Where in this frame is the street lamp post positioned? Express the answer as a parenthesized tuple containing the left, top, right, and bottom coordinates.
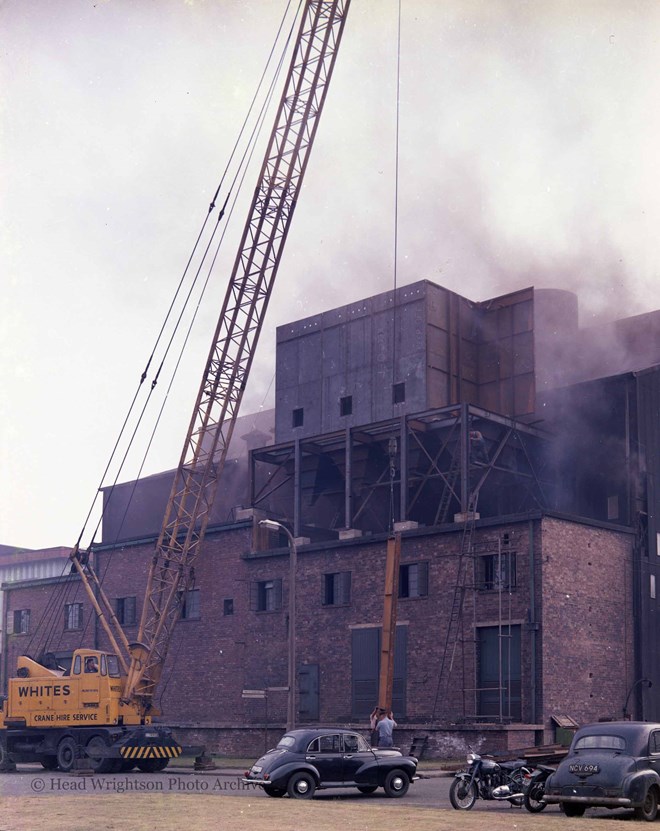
(259, 519, 297, 730)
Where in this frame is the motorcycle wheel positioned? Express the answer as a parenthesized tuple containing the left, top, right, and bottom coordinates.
(524, 782, 548, 813)
(450, 777, 478, 810)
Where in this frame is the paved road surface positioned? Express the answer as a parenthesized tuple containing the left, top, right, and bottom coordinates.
(0, 764, 544, 814)
(0, 765, 638, 821)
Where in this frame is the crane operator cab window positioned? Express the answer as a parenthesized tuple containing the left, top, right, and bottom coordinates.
(85, 656, 99, 673)
(106, 654, 121, 678)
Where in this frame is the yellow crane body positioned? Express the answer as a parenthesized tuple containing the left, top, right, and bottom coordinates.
(0, 650, 181, 772)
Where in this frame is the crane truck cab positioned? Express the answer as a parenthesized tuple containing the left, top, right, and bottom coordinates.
(0, 649, 181, 772)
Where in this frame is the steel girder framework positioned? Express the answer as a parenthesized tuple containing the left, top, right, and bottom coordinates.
(122, 0, 352, 709)
(250, 403, 555, 538)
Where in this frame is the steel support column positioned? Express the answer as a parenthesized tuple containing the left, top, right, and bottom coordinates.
(294, 438, 302, 537)
(399, 416, 408, 522)
(345, 427, 353, 528)
(460, 403, 470, 512)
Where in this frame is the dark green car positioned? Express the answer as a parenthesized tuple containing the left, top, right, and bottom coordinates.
(544, 721, 660, 821)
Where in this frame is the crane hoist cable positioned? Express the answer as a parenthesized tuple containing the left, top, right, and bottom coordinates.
(387, 0, 403, 532)
(27, 560, 82, 660)
(25, 2, 303, 662)
(121, 0, 353, 710)
(71, 0, 302, 556)
(94, 13, 296, 561)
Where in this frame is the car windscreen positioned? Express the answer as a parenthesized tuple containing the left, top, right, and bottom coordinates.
(574, 735, 626, 751)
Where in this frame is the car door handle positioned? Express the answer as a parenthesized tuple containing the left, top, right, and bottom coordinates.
(306, 755, 317, 760)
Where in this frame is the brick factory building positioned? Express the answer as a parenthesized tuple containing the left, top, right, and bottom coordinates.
(3, 280, 659, 758)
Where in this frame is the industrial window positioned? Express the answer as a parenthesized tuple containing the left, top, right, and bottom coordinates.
(64, 603, 83, 631)
(392, 382, 406, 404)
(115, 596, 137, 626)
(292, 407, 304, 428)
(251, 578, 282, 612)
(340, 395, 353, 417)
(479, 552, 517, 591)
(399, 562, 428, 598)
(180, 588, 200, 620)
(323, 571, 351, 606)
(651, 575, 656, 600)
(8, 609, 30, 635)
(477, 625, 521, 721)
(223, 598, 234, 616)
(351, 626, 407, 719)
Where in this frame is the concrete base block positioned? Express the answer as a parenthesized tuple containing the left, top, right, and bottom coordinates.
(338, 528, 363, 540)
(393, 521, 419, 532)
(453, 512, 480, 523)
(235, 507, 267, 522)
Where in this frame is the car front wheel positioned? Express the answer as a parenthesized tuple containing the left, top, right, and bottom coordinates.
(262, 785, 286, 798)
(562, 803, 586, 817)
(383, 768, 409, 798)
(634, 787, 659, 822)
(357, 785, 378, 794)
(287, 771, 316, 799)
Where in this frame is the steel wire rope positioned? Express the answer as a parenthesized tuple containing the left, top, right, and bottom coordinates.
(72, 0, 302, 555)
(19, 1, 302, 666)
(90, 7, 301, 620)
(23, 558, 73, 658)
(97, 58, 286, 576)
(388, 0, 403, 532)
(27, 554, 92, 660)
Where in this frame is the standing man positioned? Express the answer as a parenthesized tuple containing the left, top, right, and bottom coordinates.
(375, 710, 397, 748)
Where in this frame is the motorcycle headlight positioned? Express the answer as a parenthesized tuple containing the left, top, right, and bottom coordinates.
(467, 752, 478, 763)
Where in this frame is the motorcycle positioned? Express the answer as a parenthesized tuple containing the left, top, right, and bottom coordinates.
(522, 764, 556, 813)
(449, 750, 530, 810)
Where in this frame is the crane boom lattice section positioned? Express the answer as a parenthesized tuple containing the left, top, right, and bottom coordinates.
(124, 0, 351, 708)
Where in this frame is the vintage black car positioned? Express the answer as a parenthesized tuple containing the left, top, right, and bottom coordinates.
(243, 728, 418, 799)
(544, 721, 660, 820)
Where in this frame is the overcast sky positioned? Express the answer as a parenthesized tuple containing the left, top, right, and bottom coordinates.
(2, 0, 659, 551)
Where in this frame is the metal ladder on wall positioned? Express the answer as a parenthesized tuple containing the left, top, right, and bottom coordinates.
(432, 494, 479, 720)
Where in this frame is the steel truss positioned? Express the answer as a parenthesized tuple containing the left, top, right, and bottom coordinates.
(250, 403, 555, 538)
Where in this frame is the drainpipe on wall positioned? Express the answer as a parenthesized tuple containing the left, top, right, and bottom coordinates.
(528, 519, 537, 726)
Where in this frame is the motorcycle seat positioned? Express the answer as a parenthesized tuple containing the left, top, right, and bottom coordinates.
(499, 759, 526, 770)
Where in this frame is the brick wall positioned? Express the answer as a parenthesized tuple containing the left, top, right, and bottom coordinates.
(1, 514, 636, 758)
(539, 516, 634, 737)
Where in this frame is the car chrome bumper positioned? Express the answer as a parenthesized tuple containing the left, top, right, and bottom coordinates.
(544, 795, 632, 807)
